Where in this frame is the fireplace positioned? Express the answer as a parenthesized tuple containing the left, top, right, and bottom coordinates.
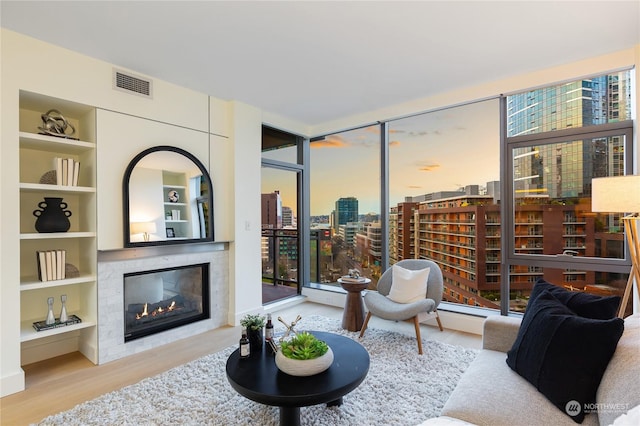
(123, 263, 210, 342)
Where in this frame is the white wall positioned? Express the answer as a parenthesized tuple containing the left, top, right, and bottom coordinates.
(209, 134, 233, 243)
(0, 36, 23, 397)
(0, 30, 209, 132)
(96, 110, 211, 250)
(227, 102, 264, 324)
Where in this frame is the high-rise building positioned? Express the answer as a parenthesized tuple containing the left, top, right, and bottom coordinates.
(338, 222, 363, 248)
(508, 76, 629, 200)
(281, 206, 296, 228)
(261, 192, 299, 284)
(333, 197, 358, 234)
(390, 201, 419, 263)
(261, 191, 282, 229)
(389, 184, 624, 312)
(507, 75, 632, 137)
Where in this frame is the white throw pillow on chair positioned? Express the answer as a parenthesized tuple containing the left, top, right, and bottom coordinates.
(387, 264, 430, 303)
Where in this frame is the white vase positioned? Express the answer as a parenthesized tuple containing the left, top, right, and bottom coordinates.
(275, 346, 334, 376)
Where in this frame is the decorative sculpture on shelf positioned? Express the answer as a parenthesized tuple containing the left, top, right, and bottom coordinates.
(59, 294, 68, 323)
(33, 197, 72, 233)
(45, 297, 55, 325)
(38, 109, 77, 139)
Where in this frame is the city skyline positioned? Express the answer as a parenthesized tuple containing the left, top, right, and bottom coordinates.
(264, 98, 500, 217)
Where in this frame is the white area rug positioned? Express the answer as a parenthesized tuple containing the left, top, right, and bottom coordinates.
(37, 316, 478, 426)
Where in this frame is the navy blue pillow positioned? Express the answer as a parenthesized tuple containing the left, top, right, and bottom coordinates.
(529, 278, 620, 320)
(507, 290, 624, 423)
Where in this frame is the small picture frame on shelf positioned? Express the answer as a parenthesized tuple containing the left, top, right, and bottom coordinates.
(166, 228, 175, 238)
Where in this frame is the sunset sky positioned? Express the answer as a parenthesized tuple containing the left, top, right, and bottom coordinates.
(263, 98, 501, 218)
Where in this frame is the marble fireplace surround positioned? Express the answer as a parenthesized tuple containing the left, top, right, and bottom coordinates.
(97, 243, 229, 364)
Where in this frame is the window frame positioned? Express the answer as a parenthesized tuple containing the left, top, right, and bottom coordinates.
(261, 126, 308, 300)
(503, 119, 634, 275)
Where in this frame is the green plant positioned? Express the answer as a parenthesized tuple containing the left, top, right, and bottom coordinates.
(280, 332, 329, 360)
(240, 314, 265, 331)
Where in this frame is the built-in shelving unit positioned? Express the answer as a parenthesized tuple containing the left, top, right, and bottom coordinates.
(18, 91, 98, 365)
(162, 172, 191, 239)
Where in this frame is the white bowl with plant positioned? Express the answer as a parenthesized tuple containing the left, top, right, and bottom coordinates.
(275, 332, 334, 376)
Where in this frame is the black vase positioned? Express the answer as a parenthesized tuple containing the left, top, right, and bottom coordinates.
(33, 197, 72, 233)
(248, 328, 263, 351)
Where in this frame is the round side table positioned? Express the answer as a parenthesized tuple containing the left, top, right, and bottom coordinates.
(338, 277, 371, 332)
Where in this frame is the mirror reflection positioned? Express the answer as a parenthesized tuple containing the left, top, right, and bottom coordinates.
(123, 146, 213, 247)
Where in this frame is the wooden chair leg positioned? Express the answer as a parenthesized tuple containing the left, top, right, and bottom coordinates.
(359, 311, 372, 338)
(435, 310, 444, 332)
(413, 315, 423, 355)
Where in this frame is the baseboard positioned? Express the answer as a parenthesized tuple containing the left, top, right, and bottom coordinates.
(0, 369, 25, 397)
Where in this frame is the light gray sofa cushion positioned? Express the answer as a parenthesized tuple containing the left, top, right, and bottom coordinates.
(481, 315, 521, 352)
(440, 348, 598, 426)
(596, 314, 640, 426)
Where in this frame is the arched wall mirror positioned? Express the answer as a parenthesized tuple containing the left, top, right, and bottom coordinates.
(123, 146, 214, 247)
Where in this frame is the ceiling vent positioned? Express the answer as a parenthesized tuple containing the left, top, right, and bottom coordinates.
(113, 69, 153, 98)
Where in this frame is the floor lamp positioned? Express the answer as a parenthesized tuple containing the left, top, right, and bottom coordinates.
(592, 175, 640, 318)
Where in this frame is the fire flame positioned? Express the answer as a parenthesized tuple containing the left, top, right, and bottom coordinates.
(135, 301, 178, 320)
(136, 303, 149, 320)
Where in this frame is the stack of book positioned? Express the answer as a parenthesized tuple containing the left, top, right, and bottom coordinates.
(53, 157, 80, 186)
(36, 250, 67, 281)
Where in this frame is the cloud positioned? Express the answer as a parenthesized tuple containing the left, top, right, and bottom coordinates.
(389, 140, 401, 147)
(418, 162, 440, 172)
(407, 185, 422, 189)
(311, 135, 348, 148)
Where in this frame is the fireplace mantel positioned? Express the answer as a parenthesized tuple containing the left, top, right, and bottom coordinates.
(98, 241, 228, 262)
(97, 243, 228, 363)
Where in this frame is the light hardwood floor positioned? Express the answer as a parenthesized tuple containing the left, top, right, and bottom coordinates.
(0, 302, 481, 425)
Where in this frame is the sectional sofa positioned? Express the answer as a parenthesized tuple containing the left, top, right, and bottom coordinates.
(423, 281, 640, 426)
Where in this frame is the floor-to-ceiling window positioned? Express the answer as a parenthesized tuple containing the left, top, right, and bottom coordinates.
(388, 99, 501, 309)
(309, 125, 381, 287)
(504, 71, 634, 314)
(261, 127, 304, 304)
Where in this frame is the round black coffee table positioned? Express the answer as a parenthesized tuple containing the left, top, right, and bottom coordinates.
(226, 331, 369, 426)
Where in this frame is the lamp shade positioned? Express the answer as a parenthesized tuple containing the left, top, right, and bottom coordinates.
(130, 221, 157, 235)
(591, 175, 640, 213)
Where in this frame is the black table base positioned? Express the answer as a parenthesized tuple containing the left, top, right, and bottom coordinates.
(280, 406, 300, 426)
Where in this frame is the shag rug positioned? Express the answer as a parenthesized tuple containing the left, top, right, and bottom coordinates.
(36, 316, 478, 426)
